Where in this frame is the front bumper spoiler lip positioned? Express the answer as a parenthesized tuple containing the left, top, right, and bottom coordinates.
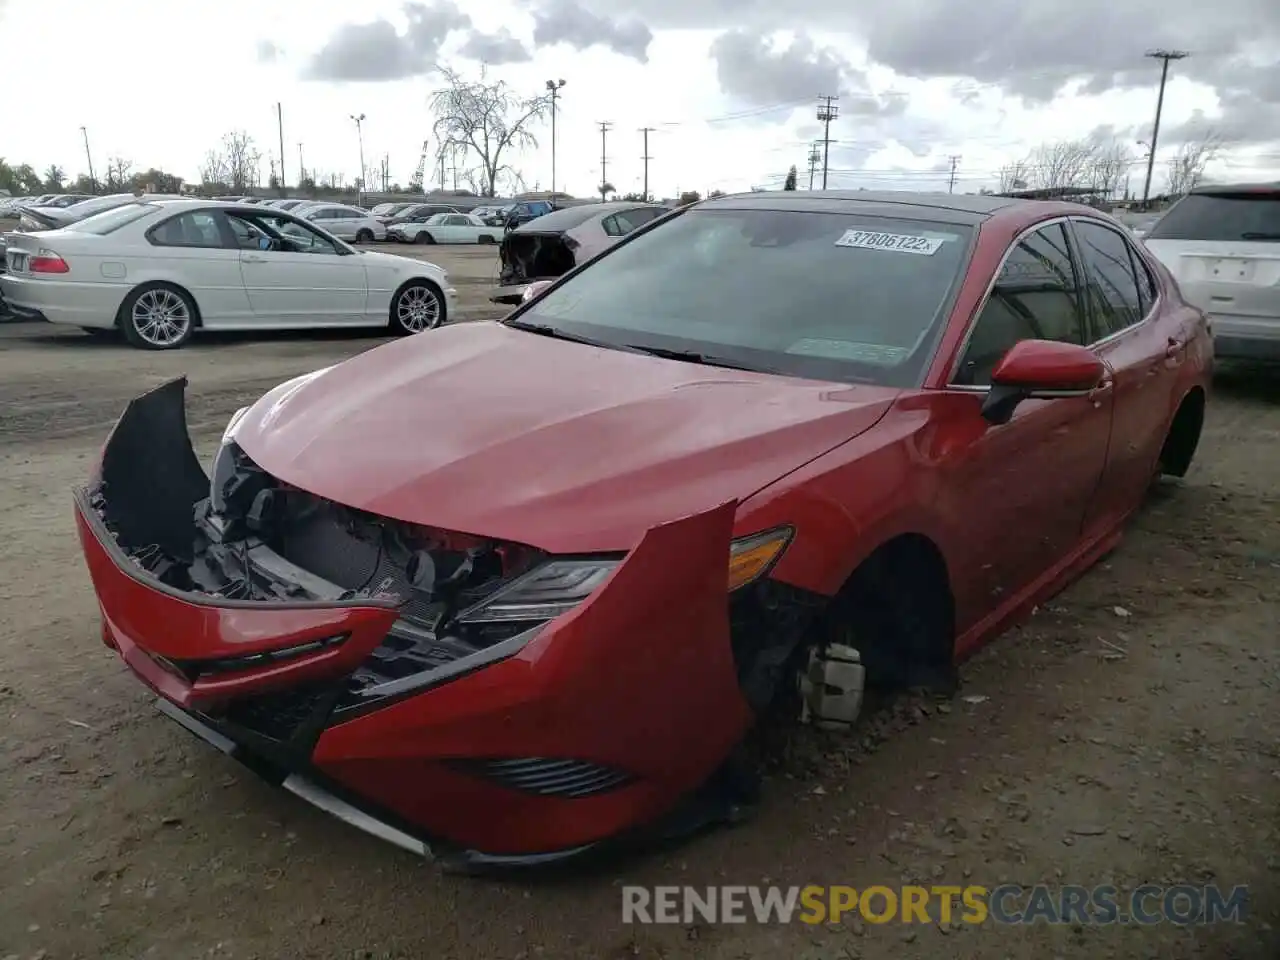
(153, 696, 597, 869)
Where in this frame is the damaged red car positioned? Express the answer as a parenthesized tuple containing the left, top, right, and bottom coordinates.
(75, 191, 1212, 870)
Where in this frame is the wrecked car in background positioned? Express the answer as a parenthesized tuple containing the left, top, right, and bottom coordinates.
(490, 202, 668, 304)
(77, 190, 1211, 869)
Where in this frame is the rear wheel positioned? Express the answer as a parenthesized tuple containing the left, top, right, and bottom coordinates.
(355, 228, 374, 243)
(415, 231, 435, 245)
(478, 234, 496, 245)
(390, 281, 444, 335)
(119, 283, 196, 350)
(1157, 389, 1206, 478)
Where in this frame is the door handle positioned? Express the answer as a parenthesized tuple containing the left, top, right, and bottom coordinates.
(241, 254, 266, 263)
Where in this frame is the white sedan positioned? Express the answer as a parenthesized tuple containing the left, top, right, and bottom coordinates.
(0, 198, 456, 350)
(389, 212, 501, 245)
(295, 203, 388, 243)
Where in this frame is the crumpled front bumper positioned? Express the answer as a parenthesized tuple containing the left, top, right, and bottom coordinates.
(75, 378, 755, 866)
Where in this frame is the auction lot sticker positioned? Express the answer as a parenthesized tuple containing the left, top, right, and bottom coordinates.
(835, 230, 945, 255)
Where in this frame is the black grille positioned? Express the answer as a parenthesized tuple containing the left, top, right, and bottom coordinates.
(218, 684, 337, 743)
(453, 757, 635, 798)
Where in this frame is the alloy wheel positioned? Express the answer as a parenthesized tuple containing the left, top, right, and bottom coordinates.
(131, 288, 191, 347)
(396, 284, 441, 333)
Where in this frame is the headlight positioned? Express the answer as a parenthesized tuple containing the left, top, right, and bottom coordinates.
(221, 405, 250, 443)
(457, 559, 620, 625)
(727, 526, 793, 591)
(454, 526, 794, 627)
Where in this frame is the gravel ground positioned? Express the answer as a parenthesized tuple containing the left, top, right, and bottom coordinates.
(0, 272, 1277, 959)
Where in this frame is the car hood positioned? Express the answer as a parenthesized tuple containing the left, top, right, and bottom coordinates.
(233, 322, 897, 553)
(356, 249, 439, 272)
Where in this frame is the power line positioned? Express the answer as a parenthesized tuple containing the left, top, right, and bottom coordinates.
(947, 154, 961, 193)
(639, 126, 655, 200)
(598, 121, 612, 199)
(816, 95, 839, 189)
(1141, 49, 1190, 209)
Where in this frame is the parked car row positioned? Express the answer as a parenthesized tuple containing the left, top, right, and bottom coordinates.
(75, 187, 1216, 868)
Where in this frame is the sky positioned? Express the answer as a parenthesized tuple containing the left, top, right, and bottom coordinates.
(2, 0, 1278, 198)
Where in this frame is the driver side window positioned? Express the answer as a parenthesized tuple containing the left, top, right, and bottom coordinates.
(954, 223, 1087, 387)
(225, 213, 342, 256)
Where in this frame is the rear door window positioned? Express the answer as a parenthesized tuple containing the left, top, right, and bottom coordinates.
(1146, 192, 1280, 242)
(1072, 220, 1144, 339)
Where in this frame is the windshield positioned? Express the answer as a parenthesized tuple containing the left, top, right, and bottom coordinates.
(1146, 191, 1280, 242)
(70, 203, 159, 235)
(514, 207, 974, 387)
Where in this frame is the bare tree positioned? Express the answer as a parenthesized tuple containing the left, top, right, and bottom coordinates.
(430, 66, 552, 197)
(997, 159, 1031, 193)
(1027, 140, 1097, 191)
(104, 156, 134, 191)
(1166, 132, 1223, 198)
(199, 131, 260, 191)
(1085, 138, 1133, 200)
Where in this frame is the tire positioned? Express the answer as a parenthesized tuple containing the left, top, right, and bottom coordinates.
(355, 229, 374, 244)
(119, 283, 196, 350)
(390, 280, 445, 335)
(415, 231, 435, 245)
(478, 234, 496, 245)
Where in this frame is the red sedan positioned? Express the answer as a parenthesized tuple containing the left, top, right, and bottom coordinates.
(75, 191, 1211, 869)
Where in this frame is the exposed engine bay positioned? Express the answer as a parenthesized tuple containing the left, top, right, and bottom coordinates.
(90, 382, 547, 699)
(497, 232, 577, 287)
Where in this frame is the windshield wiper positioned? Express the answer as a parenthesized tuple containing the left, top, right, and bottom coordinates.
(504, 319, 640, 352)
(1240, 232, 1280, 241)
(623, 344, 779, 374)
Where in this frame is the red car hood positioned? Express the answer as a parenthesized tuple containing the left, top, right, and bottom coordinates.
(233, 322, 897, 553)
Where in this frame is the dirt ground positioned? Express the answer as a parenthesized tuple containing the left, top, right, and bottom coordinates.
(0, 258, 1277, 959)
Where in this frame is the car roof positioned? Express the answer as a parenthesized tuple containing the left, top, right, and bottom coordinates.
(699, 189, 1024, 225)
(512, 201, 666, 233)
(1189, 181, 1280, 196)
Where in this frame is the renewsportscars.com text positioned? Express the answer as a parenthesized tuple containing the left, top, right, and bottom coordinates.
(622, 884, 1249, 926)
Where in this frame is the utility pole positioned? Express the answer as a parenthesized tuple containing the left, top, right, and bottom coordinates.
(79, 126, 96, 193)
(297, 143, 305, 186)
(816, 95, 839, 189)
(439, 147, 447, 192)
(545, 79, 566, 195)
(807, 142, 821, 189)
(276, 102, 286, 193)
(350, 113, 367, 205)
(947, 154, 961, 194)
(1141, 49, 1189, 209)
(598, 121, 612, 199)
(639, 126, 655, 200)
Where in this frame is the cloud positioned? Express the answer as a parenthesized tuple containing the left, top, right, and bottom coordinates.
(531, 0, 652, 63)
(459, 28, 532, 65)
(709, 31, 906, 118)
(256, 40, 282, 63)
(558, 0, 1280, 145)
(305, 1, 471, 82)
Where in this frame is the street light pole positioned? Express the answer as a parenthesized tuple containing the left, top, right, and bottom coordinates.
(350, 113, 367, 204)
(545, 79, 565, 195)
(79, 126, 97, 193)
(1141, 49, 1189, 209)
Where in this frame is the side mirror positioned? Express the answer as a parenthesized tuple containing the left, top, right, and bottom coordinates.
(980, 340, 1106, 426)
